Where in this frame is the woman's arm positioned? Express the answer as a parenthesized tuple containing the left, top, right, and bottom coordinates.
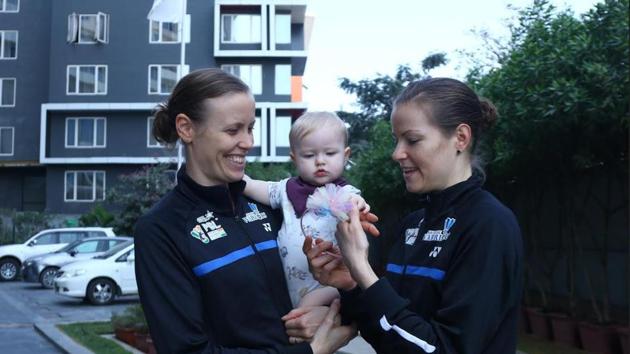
(330, 205, 523, 354)
(243, 175, 272, 206)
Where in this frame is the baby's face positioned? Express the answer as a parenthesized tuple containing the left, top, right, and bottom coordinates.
(291, 128, 349, 186)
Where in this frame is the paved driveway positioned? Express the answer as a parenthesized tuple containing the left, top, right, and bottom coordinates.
(0, 280, 139, 353)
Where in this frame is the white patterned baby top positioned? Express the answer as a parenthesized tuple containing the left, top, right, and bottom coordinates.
(269, 178, 360, 307)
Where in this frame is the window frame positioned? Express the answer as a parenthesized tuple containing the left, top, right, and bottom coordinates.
(149, 20, 180, 43)
(0, 126, 14, 156)
(220, 14, 262, 44)
(146, 116, 163, 148)
(148, 64, 180, 95)
(0, 30, 18, 60)
(66, 65, 108, 95)
(64, 117, 107, 149)
(221, 64, 262, 95)
(64, 170, 106, 202)
(75, 12, 109, 44)
(0, 77, 16, 107)
(0, 0, 19, 13)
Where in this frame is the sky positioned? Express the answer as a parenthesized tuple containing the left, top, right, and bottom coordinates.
(302, 0, 602, 112)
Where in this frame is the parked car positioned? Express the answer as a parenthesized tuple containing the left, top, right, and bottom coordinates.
(22, 236, 132, 288)
(54, 241, 136, 305)
(0, 227, 116, 281)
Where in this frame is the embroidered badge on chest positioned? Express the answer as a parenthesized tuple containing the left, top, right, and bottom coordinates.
(242, 202, 268, 223)
(422, 217, 456, 242)
(405, 218, 424, 246)
(190, 210, 228, 243)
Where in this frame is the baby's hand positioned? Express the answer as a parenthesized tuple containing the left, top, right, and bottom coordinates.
(350, 195, 370, 214)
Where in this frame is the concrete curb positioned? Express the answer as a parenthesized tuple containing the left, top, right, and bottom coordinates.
(34, 322, 93, 354)
(101, 334, 143, 354)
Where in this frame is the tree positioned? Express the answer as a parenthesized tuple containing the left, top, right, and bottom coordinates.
(470, 0, 628, 321)
(107, 164, 175, 235)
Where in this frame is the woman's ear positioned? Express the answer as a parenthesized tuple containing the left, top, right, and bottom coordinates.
(176, 113, 195, 144)
(454, 123, 472, 153)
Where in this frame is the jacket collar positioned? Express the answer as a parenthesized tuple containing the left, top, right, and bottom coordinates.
(422, 172, 484, 222)
(175, 165, 246, 216)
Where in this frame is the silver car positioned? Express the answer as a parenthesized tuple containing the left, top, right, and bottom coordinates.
(22, 236, 131, 288)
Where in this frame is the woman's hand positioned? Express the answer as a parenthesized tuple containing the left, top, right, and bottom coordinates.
(282, 306, 331, 343)
(303, 236, 357, 291)
(336, 205, 379, 290)
(308, 299, 357, 354)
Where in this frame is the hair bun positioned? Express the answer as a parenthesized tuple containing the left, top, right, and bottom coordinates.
(152, 103, 178, 145)
(479, 99, 498, 130)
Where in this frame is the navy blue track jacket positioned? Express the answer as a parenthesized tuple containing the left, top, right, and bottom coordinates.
(341, 173, 523, 354)
(135, 169, 312, 354)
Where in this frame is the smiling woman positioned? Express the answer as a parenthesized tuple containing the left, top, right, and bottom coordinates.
(134, 68, 354, 354)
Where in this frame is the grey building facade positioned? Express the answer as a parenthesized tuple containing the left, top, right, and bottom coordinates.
(0, 0, 310, 214)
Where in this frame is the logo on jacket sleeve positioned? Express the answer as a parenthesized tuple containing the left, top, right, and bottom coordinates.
(422, 217, 456, 242)
(190, 210, 227, 243)
(242, 202, 268, 223)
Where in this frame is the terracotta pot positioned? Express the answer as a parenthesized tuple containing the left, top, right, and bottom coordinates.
(134, 332, 150, 353)
(548, 313, 581, 348)
(525, 307, 552, 340)
(578, 321, 621, 354)
(616, 327, 629, 354)
(518, 306, 531, 334)
(114, 327, 136, 346)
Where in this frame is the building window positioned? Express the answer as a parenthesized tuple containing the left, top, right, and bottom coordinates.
(148, 65, 179, 95)
(275, 65, 291, 95)
(221, 14, 261, 43)
(150, 20, 179, 43)
(0, 31, 17, 59)
(275, 116, 291, 148)
(147, 117, 163, 148)
(275, 14, 291, 44)
(252, 117, 261, 147)
(65, 117, 106, 148)
(67, 12, 109, 44)
(0, 0, 19, 12)
(0, 78, 15, 107)
(0, 126, 14, 156)
(64, 171, 105, 202)
(67, 65, 107, 95)
(221, 65, 262, 95)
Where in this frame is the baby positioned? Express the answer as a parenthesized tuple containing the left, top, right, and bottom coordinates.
(244, 111, 366, 309)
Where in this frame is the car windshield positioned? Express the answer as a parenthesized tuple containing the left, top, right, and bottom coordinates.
(55, 240, 84, 253)
(92, 240, 133, 259)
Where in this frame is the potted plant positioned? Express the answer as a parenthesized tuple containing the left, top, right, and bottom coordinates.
(126, 305, 151, 353)
(111, 310, 137, 346)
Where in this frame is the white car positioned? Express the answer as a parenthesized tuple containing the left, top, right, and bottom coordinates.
(22, 236, 132, 288)
(54, 241, 136, 305)
(0, 227, 116, 281)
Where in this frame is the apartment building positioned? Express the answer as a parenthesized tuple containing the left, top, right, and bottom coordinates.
(0, 0, 310, 214)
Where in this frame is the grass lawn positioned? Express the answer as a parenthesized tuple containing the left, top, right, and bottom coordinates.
(57, 321, 131, 354)
(517, 333, 590, 354)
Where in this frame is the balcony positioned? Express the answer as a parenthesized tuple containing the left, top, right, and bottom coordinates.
(213, 0, 309, 57)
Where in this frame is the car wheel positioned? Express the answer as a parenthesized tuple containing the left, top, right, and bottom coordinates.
(0, 258, 19, 281)
(87, 278, 116, 305)
(40, 267, 60, 289)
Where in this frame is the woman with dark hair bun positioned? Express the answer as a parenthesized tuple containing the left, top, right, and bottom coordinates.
(135, 68, 355, 354)
(304, 78, 524, 354)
